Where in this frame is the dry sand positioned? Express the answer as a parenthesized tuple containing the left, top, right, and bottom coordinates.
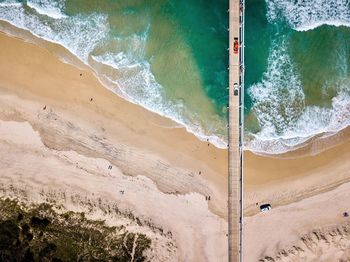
(244, 181, 350, 261)
(0, 28, 350, 261)
(244, 128, 350, 215)
(0, 31, 228, 261)
(243, 120, 350, 261)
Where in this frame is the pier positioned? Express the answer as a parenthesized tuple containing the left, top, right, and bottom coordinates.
(228, 0, 244, 261)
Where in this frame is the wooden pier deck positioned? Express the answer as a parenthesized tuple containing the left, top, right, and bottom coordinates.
(228, 0, 244, 261)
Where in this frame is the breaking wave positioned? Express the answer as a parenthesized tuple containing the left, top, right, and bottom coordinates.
(0, 0, 228, 149)
(0, 1, 108, 61)
(243, 0, 350, 154)
(266, 0, 350, 31)
(27, 0, 67, 19)
(246, 37, 350, 154)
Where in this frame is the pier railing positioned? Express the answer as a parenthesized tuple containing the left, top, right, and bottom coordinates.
(228, 0, 244, 261)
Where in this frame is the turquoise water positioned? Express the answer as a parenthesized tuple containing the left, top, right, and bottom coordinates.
(0, 0, 228, 147)
(245, 0, 350, 153)
(1, 0, 349, 153)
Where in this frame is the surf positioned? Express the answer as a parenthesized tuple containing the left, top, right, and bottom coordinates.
(0, 0, 229, 149)
(266, 0, 350, 31)
(245, 0, 350, 154)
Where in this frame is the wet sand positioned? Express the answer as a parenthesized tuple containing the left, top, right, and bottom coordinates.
(0, 28, 350, 261)
(0, 31, 228, 261)
(244, 122, 350, 260)
(244, 128, 350, 214)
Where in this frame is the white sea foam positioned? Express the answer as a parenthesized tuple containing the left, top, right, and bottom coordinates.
(90, 25, 228, 148)
(91, 51, 228, 149)
(266, 0, 350, 31)
(27, 0, 67, 19)
(246, 1, 350, 154)
(247, 37, 350, 154)
(249, 38, 305, 137)
(0, 1, 227, 148)
(0, 2, 108, 62)
(247, 89, 350, 154)
(0, 1, 21, 7)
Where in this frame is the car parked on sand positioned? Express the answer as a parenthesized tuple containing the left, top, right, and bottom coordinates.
(260, 204, 272, 212)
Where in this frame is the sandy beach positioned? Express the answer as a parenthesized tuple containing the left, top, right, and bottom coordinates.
(244, 126, 350, 260)
(244, 128, 350, 214)
(0, 31, 228, 261)
(1, 29, 350, 261)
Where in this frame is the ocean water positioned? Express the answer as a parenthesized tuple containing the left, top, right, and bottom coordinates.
(245, 0, 350, 154)
(0, 0, 229, 148)
(1, 0, 349, 154)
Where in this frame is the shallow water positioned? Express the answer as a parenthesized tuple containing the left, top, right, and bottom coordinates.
(0, 0, 229, 147)
(245, 0, 350, 153)
(1, 0, 349, 153)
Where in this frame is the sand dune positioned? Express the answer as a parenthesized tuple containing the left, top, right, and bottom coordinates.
(259, 223, 350, 262)
(245, 181, 350, 261)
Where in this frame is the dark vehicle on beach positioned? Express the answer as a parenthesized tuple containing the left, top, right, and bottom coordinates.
(234, 83, 239, 96)
(234, 37, 239, 54)
(260, 204, 272, 212)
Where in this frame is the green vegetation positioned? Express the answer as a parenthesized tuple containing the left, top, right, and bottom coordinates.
(0, 198, 151, 262)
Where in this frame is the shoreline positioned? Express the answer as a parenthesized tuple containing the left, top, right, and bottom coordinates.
(0, 31, 228, 261)
(0, 19, 228, 150)
(1, 23, 350, 261)
(4, 18, 348, 156)
(245, 124, 350, 159)
(0, 31, 229, 208)
(244, 129, 350, 215)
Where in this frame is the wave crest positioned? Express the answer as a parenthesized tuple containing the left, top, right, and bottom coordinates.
(266, 0, 350, 31)
(27, 0, 67, 19)
(0, 1, 228, 148)
(247, 36, 350, 154)
(247, 89, 350, 154)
